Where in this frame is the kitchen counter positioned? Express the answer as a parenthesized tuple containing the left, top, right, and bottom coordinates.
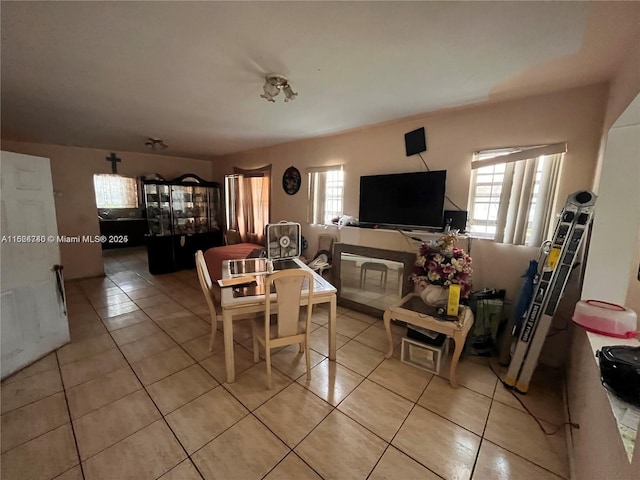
(99, 218, 147, 249)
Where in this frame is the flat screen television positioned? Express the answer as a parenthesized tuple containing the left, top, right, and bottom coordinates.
(358, 170, 446, 229)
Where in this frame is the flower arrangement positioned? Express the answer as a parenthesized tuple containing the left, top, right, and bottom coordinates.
(411, 234, 473, 298)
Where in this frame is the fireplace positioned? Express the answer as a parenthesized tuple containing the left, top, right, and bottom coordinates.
(332, 243, 417, 318)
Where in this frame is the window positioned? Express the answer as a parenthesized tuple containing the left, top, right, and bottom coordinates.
(93, 174, 139, 209)
(307, 166, 344, 225)
(467, 143, 566, 246)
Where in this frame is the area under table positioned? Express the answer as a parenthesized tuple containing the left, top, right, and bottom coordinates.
(383, 293, 474, 387)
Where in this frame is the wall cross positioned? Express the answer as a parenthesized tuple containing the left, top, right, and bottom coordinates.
(106, 152, 121, 174)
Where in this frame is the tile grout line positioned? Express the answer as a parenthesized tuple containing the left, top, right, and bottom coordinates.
(0, 393, 72, 455)
(0, 375, 62, 416)
(54, 350, 87, 480)
(68, 289, 395, 464)
(484, 363, 570, 478)
(467, 371, 498, 479)
(102, 273, 216, 480)
(259, 339, 398, 478)
(67, 277, 212, 477)
(365, 368, 443, 479)
(1, 370, 52, 387)
(70, 256, 567, 480)
(342, 344, 483, 464)
(260, 451, 324, 480)
(133, 265, 392, 473)
(213, 331, 351, 477)
(104, 268, 283, 478)
(240, 316, 448, 478)
(246, 384, 333, 479)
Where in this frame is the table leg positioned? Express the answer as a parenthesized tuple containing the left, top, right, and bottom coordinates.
(223, 310, 235, 383)
(328, 296, 337, 360)
(449, 333, 464, 388)
(383, 311, 394, 359)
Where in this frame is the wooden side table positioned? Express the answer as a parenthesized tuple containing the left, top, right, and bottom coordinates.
(383, 293, 474, 387)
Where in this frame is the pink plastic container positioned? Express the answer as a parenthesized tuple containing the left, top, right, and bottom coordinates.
(572, 300, 637, 338)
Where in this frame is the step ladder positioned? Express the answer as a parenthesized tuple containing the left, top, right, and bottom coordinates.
(504, 190, 597, 393)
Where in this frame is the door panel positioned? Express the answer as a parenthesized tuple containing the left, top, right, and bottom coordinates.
(0, 151, 69, 379)
(1, 291, 24, 363)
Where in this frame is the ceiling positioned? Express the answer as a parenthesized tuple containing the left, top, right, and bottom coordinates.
(1, 2, 638, 159)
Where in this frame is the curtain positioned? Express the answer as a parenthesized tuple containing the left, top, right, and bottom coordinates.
(225, 165, 271, 245)
(529, 154, 562, 246)
(472, 143, 566, 246)
(308, 171, 327, 224)
(493, 154, 563, 245)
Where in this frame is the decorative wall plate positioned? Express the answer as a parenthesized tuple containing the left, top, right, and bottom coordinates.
(282, 166, 301, 195)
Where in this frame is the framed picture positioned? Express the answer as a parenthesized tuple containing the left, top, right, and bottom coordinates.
(282, 166, 301, 195)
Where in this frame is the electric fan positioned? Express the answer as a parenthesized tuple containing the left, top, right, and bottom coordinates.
(265, 221, 301, 259)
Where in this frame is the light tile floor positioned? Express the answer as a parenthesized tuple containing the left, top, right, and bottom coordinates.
(0, 248, 569, 480)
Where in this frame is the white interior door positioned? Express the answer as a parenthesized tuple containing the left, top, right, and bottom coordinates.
(1, 151, 69, 379)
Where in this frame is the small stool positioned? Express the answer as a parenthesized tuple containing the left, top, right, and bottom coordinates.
(360, 261, 388, 290)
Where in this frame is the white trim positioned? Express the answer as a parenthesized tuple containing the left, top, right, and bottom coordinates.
(472, 143, 567, 169)
(305, 165, 344, 174)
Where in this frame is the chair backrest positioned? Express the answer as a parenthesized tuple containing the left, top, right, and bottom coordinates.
(225, 229, 242, 245)
(315, 234, 337, 265)
(317, 234, 337, 255)
(195, 250, 218, 318)
(264, 269, 314, 338)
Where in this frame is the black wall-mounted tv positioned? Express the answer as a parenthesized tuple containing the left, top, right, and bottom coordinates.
(358, 170, 446, 229)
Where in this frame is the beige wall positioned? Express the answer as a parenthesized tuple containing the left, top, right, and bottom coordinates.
(567, 38, 640, 477)
(216, 84, 608, 235)
(4, 84, 609, 291)
(214, 84, 608, 356)
(1, 141, 214, 279)
(603, 30, 640, 132)
(583, 94, 640, 305)
(606, 41, 640, 314)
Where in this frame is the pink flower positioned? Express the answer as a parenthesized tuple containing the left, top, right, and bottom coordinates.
(412, 238, 473, 298)
(442, 264, 455, 275)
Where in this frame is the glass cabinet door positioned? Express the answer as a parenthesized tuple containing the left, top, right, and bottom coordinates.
(144, 184, 171, 236)
(145, 177, 221, 238)
(191, 186, 210, 234)
(171, 184, 211, 235)
(208, 187, 221, 232)
(171, 184, 190, 235)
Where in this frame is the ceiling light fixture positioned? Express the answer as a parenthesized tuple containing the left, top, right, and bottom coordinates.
(145, 137, 167, 151)
(260, 74, 298, 103)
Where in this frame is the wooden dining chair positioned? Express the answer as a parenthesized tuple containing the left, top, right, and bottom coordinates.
(251, 269, 315, 389)
(225, 229, 242, 245)
(196, 250, 259, 353)
(307, 233, 337, 277)
(195, 250, 222, 351)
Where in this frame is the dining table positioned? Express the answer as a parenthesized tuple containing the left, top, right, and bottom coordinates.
(219, 257, 337, 383)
